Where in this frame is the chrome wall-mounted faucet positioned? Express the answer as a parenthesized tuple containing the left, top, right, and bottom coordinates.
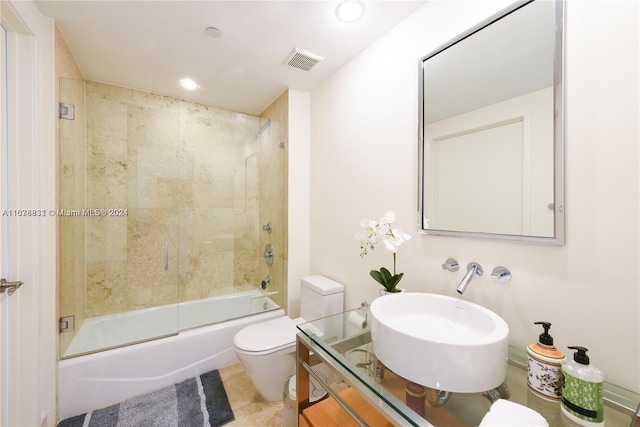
(490, 266, 511, 282)
(456, 262, 483, 294)
(441, 258, 460, 272)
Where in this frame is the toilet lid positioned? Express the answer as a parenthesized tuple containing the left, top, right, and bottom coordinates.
(234, 316, 297, 352)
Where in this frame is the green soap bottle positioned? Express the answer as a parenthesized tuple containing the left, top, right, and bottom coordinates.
(561, 346, 604, 426)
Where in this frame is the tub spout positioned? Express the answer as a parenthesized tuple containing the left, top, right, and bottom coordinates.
(456, 262, 483, 294)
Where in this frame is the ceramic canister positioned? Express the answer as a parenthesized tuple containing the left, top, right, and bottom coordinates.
(527, 341, 566, 400)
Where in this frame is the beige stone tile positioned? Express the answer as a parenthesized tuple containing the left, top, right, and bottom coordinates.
(59, 216, 85, 312)
(85, 96, 128, 209)
(85, 260, 127, 317)
(233, 213, 259, 251)
(86, 80, 132, 102)
(56, 28, 84, 80)
(219, 364, 285, 427)
(128, 105, 179, 149)
(126, 255, 179, 310)
(219, 364, 262, 411)
(127, 208, 179, 260)
(228, 401, 285, 427)
(179, 250, 234, 299)
(86, 216, 127, 263)
(233, 249, 259, 288)
(260, 91, 288, 126)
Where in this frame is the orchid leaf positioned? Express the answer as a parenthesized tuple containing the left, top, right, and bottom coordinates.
(370, 268, 404, 292)
(379, 267, 393, 286)
(387, 272, 404, 292)
(369, 270, 385, 286)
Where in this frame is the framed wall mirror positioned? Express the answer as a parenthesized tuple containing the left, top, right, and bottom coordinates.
(418, 0, 564, 245)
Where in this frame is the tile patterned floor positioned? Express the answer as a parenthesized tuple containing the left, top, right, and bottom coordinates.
(219, 363, 286, 427)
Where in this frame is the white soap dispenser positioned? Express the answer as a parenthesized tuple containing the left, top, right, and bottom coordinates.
(561, 346, 604, 426)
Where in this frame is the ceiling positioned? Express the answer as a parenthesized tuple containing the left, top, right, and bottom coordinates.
(36, 1, 426, 115)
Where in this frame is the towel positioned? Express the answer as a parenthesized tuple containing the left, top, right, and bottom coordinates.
(479, 399, 549, 427)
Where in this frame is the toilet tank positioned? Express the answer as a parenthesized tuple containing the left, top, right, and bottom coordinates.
(300, 275, 344, 321)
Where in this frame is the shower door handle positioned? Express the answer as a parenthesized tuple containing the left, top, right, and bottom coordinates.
(164, 240, 169, 271)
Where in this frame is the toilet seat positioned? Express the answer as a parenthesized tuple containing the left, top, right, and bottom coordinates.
(233, 316, 303, 355)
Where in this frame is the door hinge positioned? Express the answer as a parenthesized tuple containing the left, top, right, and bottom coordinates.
(59, 102, 75, 120)
(59, 315, 75, 333)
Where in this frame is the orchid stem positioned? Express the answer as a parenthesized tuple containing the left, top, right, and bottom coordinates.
(393, 252, 396, 276)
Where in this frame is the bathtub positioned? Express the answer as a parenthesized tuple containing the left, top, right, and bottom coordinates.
(58, 290, 283, 420)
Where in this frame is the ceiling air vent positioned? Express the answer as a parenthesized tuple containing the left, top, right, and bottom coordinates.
(284, 48, 324, 72)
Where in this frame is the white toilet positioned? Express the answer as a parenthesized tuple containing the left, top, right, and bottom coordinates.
(233, 275, 344, 401)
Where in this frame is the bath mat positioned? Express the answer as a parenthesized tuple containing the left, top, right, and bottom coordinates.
(57, 370, 234, 427)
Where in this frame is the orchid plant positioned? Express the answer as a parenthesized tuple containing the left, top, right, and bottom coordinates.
(357, 211, 412, 293)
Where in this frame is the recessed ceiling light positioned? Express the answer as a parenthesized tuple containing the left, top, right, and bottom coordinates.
(205, 27, 223, 38)
(336, 1, 364, 22)
(179, 78, 199, 90)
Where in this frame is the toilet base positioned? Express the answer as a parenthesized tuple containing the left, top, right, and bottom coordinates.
(235, 344, 296, 401)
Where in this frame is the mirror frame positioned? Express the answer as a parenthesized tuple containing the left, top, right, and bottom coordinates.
(417, 0, 565, 245)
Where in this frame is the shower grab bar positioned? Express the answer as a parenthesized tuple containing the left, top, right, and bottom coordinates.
(164, 240, 169, 271)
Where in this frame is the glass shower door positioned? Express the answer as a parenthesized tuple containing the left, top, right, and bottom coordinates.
(257, 118, 286, 310)
(58, 78, 181, 358)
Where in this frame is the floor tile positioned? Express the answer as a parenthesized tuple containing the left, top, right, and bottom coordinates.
(220, 363, 285, 427)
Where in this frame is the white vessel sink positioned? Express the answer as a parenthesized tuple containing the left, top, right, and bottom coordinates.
(370, 292, 509, 393)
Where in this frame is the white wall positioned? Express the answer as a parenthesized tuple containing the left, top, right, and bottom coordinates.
(307, 0, 640, 393)
(287, 90, 311, 318)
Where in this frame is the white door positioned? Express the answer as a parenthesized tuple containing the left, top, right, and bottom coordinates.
(0, 20, 36, 427)
(1, 2, 56, 426)
(0, 22, 11, 426)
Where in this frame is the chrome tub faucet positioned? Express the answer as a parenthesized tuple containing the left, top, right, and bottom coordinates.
(259, 276, 271, 290)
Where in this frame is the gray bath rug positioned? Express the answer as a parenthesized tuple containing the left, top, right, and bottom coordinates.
(57, 370, 234, 427)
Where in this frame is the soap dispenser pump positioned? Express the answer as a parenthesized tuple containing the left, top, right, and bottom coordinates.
(527, 321, 565, 400)
(561, 346, 604, 426)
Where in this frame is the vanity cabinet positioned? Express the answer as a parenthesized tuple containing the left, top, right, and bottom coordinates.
(296, 308, 640, 427)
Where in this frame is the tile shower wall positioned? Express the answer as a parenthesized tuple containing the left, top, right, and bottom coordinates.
(60, 80, 265, 319)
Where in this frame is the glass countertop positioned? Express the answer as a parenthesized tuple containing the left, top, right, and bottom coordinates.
(297, 307, 640, 427)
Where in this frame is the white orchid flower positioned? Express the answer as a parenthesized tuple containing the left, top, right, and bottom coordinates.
(378, 211, 396, 226)
(382, 237, 398, 252)
(394, 228, 412, 242)
(358, 211, 412, 292)
(359, 211, 411, 256)
(382, 230, 410, 252)
(359, 218, 376, 233)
